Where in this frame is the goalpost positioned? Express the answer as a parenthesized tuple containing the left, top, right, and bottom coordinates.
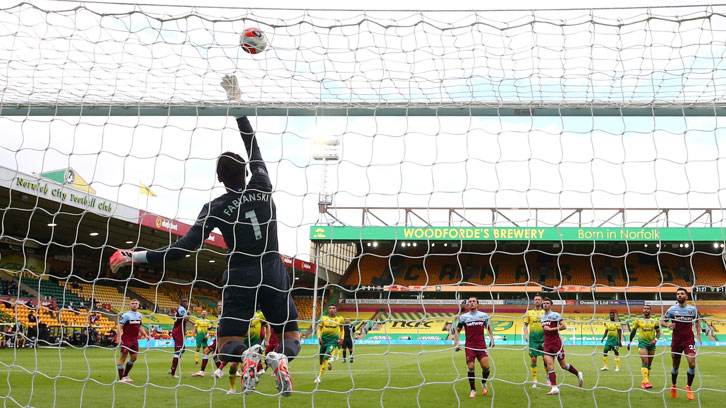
(1, 1, 726, 407)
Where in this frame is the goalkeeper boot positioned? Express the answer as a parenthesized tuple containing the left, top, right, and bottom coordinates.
(686, 386, 694, 401)
(469, 390, 476, 398)
(266, 352, 294, 397)
(241, 345, 263, 394)
(670, 384, 677, 399)
(481, 386, 488, 396)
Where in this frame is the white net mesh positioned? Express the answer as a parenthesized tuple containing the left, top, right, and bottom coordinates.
(2, 2, 726, 109)
(0, 1, 725, 407)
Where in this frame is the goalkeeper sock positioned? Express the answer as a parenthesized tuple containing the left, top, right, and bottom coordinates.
(117, 365, 124, 380)
(531, 364, 537, 382)
(468, 369, 476, 391)
(481, 368, 490, 386)
(276, 338, 301, 362)
(201, 356, 209, 372)
(671, 368, 678, 385)
(687, 368, 695, 387)
(615, 357, 621, 369)
(641, 365, 649, 382)
(229, 369, 237, 390)
(123, 360, 134, 378)
(603, 356, 608, 368)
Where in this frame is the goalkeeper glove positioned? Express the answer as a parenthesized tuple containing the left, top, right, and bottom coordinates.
(109, 250, 147, 273)
(221, 74, 242, 101)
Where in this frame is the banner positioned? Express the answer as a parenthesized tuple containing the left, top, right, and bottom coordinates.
(139, 211, 227, 249)
(0, 166, 138, 220)
(311, 225, 726, 242)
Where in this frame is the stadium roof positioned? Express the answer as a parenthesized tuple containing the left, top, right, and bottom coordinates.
(0, 166, 316, 283)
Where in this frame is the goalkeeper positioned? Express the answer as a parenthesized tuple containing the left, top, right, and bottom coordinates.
(110, 75, 299, 397)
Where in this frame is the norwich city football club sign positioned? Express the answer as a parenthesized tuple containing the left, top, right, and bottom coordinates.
(310, 226, 726, 242)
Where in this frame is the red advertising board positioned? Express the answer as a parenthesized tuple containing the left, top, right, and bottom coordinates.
(138, 211, 227, 249)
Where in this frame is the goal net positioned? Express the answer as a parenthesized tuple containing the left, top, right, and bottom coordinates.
(1, 1, 725, 407)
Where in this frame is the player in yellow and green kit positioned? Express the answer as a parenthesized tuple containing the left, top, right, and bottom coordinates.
(601, 311, 623, 371)
(523, 294, 547, 388)
(627, 304, 660, 389)
(193, 310, 212, 365)
(314, 305, 343, 384)
(236, 310, 271, 393)
(245, 310, 267, 348)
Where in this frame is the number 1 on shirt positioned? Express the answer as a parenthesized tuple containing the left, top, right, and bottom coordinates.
(245, 210, 262, 240)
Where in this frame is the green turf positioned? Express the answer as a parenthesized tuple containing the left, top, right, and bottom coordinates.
(0, 345, 722, 407)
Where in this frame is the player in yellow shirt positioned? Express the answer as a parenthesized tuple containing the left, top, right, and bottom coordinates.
(193, 310, 212, 365)
(523, 294, 547, 388)
(315, 305, 344, 384)
(245, 310, 268, 348)
(627, 305, 660, 389)
(600, 311, 623, 371)
(235, 310, 270, 394)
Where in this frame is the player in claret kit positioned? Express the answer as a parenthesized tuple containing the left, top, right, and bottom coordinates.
(453, 297, 495, 398)
(540, 297, 583, 395)
(169, 297, 190, 378)
(661, 288, 700, 400)
(117, 299, 147, 383)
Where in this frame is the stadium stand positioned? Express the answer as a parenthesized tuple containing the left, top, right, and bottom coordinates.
(194, 295, 219, 312)
(11, 277, 85, 307)
(139, 310, 176, 329)
(0, 278, 32, 298)
(345, 251, 726, 288)
(129, 285, 179, 312)
(0, 302, 116, 335)
(63, 281, 134, 312)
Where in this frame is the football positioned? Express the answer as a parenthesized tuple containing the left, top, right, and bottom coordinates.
(240, 27, 267, 54)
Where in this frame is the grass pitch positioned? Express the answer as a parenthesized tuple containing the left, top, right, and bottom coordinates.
(0, 345, 722, 407)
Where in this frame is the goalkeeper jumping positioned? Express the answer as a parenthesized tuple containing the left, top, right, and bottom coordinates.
(109, 75, 299, 396)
